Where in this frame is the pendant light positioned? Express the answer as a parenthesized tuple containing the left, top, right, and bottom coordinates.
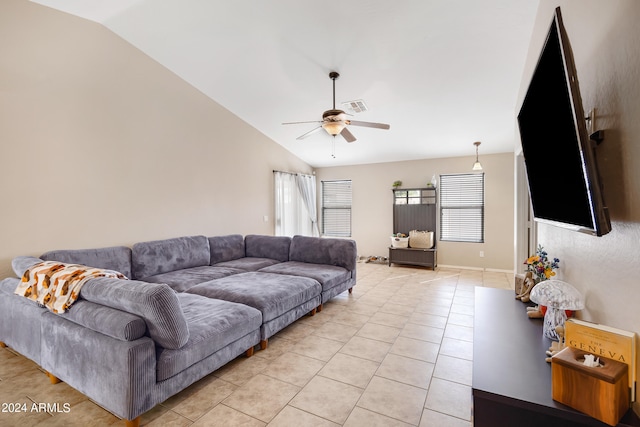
(472, 141, 483, 171)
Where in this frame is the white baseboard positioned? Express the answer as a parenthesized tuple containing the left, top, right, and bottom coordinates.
(485, 268, 515, 274)
(438, 264, 514, 274)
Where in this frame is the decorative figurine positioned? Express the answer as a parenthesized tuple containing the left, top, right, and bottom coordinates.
(516, 271, 537, 303)
(545, 325, 565, 363)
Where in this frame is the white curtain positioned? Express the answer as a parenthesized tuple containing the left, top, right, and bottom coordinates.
(274, 171, 314, 237)
(296, 173, 320, 237)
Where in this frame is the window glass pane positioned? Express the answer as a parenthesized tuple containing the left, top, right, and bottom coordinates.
(408, 198, 421, 204)
(408, 190, 420, 198)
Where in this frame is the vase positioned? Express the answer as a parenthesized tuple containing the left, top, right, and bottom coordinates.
(542, 306, 567, 341)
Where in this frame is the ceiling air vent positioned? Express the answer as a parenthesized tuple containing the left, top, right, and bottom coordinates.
(341, 99, 368, 114)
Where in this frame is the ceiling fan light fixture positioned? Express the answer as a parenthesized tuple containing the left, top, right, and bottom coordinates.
(322, 121, 346, 136)
(472, 141, 483, 171)
(282, 71, 389, 146)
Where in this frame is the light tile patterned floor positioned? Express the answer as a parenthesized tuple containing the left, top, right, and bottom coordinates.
(0, 263, 513, 426)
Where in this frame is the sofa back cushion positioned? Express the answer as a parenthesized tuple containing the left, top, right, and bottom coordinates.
(289, 236, 357, 271)
(245, 235, 291, 262)
(132, 235, 209, 279)
(40, 246, 133, 279)
(79, 277, 189, 349)
(208, 234, 245, 264)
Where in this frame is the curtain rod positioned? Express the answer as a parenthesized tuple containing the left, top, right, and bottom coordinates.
(272, 170, 315, 176)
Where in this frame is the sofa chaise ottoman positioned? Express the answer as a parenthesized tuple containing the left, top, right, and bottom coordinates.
(187, 271, 321, 349)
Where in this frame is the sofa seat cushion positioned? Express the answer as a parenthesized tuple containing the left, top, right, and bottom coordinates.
(132, 235, 210, 279)
(141, 266, 246, 293)
(213, 257, 281, 272)
(259, 261, 351, 292)
(186, 272, 321, 322)
(156, 293, 262, 381)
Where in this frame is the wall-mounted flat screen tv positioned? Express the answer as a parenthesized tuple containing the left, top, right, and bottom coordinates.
(517, 7, 611, 236)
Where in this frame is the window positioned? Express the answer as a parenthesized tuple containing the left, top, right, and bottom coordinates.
(440, 173, 484, 243)
(322, 180, 352, 237)
(274, 171, 314, 237)
(394, 189, 436, 205)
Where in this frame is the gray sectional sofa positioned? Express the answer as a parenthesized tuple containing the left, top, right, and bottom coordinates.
(0, 234, 357, 427)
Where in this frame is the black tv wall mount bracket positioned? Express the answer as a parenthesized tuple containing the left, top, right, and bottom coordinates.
(586, 108, 605, 144)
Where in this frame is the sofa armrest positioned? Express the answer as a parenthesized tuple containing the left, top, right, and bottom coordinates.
(0, 277, 20, 295)
(60, 300, 147, 342)
(40, 311, 157, 421)
(80, 277, 189, 349)
(290, 236, 357, 271)
(11, 256, 43, 278)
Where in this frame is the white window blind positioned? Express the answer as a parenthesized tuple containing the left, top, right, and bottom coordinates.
(440, 173, 484, 243)
(322, 180, 352, 237)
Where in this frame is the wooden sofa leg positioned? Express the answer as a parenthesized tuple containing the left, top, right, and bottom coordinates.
(348, 287, 353, 294)
(309, 307, 317, 316)
(124, 416, 140, 427)
(46, 372, 61, 384)
(260, 339, 268, 350)
(246, 347, 254, 357)
(317, 304, 323, 312)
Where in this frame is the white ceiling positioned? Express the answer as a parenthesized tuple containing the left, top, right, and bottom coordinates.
(32, 0, 539, 168)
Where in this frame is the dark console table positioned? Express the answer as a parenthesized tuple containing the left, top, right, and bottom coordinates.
(388, 246, 437, 269)
(473, 287, 640, 427)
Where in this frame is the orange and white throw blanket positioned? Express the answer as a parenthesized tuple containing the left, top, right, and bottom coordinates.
(14, 261, 127, 313)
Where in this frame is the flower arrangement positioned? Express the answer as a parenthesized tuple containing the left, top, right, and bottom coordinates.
(524, 245, 560, 282)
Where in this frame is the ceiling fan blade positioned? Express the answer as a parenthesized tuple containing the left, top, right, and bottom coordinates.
(283, 120, 322, 125)
(347, 120, 390, 130)
(296, 126, 323, 140)
(340, 127, 357, 143)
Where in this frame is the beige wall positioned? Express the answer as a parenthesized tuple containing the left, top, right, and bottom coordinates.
(518, 0, 640, 413)
(315, 152, 515, 271)
(0, 0, 311, 279)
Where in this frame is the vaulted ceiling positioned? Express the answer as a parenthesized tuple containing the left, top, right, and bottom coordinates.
(32, 0, 539, 167)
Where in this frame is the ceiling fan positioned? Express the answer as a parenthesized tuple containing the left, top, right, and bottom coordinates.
(282, 71, 390, 143)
